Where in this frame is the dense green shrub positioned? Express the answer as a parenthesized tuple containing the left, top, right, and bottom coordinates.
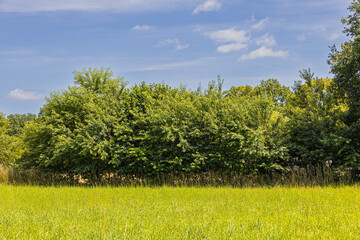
(12, 67, 360, 180)
(20, 69, 292, 178)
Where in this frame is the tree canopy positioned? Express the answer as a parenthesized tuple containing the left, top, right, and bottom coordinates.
(329, 0, 360, 124)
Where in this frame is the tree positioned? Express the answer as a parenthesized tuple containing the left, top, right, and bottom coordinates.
(327, 0, 360, 173)
(328, 0, 360, 125)
(7, 113, 36, 136)
(22, 68, 128, 180)
(285, 76, 346, 166)
(0, 113, 24, 166)
(254, 79, 291, 107)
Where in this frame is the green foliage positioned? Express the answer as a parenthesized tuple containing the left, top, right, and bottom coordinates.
(328, 0, 360, 124)
(326, 0, 360, 172)
(254, 78, 291, 107)
(285, 75, 348, 167)
(0, 114, 24, 166)
(21, 68, 292, 178)
(13, 65, 360, 179)
(6, 113, 36, 136)
(21, 68, 127, 180)
(226, 85, 255, 98)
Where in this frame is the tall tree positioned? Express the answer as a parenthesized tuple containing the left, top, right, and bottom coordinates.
(328, 0, 360, 125)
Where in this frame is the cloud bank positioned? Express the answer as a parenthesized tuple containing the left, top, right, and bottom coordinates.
(202, 18, 288, 61)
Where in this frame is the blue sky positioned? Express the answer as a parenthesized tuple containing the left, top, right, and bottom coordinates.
(0, 0, 353, 114)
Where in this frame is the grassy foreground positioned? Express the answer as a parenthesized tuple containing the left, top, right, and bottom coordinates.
(0, 185, 360, 239)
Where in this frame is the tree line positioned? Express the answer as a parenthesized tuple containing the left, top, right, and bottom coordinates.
(1, 0, 360, 181)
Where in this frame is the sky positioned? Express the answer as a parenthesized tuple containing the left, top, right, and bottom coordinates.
(0, 0, 353, 114)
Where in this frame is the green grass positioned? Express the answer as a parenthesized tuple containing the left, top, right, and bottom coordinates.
(0, 185, 360, 239)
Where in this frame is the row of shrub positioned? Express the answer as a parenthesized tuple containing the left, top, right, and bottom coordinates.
(1, 67, 359, 182)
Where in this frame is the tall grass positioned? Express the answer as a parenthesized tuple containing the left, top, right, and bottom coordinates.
(0, 165, 8, 183)
(0, 165, 73, 186)
(0, 164, 355, 187)
(1, 185, 360, 239)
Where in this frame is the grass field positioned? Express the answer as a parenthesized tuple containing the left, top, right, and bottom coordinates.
(0, 185, 360, 239)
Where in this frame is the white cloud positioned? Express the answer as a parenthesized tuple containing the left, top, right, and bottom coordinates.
(205, 28, 250, 53)
(255, 34, 276, 47)
(297, 34, 306, 42)
(328, 33, 340, 41)
(206, 28, 249, 43)
(251, 17, 269, 30)
(0, 0, 202, 12)
(239, 46, 288, 61)
(156, 38, 189, 51)
(6, 89, 44, 101)
(193, 0, 222, 14)
(132, 25, 154, 31)
(217, 43, 247, 53)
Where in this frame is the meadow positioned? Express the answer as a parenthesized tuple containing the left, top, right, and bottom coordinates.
(0, 185, 359, 239)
